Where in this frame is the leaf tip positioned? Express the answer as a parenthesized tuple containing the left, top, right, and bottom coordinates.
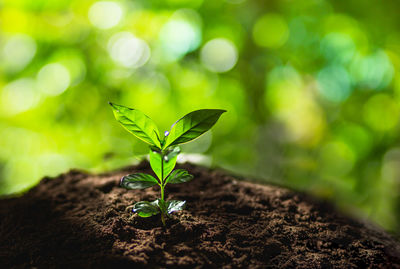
(120, 176, 125, 186)
(109, 102, 118, 111)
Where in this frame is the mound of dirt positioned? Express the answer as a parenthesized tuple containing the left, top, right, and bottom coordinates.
(1, 161, 399, 268)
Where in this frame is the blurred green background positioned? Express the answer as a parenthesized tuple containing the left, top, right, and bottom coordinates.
(1, 0, 400, 234)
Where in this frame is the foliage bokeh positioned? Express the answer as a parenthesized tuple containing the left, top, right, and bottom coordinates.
(1, 0, 400, 234)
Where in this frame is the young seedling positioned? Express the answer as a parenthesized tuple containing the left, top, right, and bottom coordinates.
(109, 102, 226, 225)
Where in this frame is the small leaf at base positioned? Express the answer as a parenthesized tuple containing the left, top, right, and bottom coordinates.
(120, 173, 158, 189)
(133, 201, 160, 217)
(166, 200, 186, 214)
(165, 169, 194, 184)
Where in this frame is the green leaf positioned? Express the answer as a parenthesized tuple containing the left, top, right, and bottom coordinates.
(163, 109, 226, 149)
(165, 169, 193, 184)
(164, 146, 181, 162)
(120, 173, 158, 189)
(149, 147, 179, 180)
(132, 201, 160, 217)
(166, 200, 186, 214)
(109, 102, 161, 148)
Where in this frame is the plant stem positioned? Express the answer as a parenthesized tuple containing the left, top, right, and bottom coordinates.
(160, 185, 164, 201)
(160, 151, 166, 226)
(161, 211, 166, 226)
(160, 150, 164, 201)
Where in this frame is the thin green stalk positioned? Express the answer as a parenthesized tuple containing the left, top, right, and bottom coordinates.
(161, 211, 166, 226)
(160, 151, 166, 226)
(160, 151, 164, 201)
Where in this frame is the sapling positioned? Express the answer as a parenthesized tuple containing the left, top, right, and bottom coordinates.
(109, 102, 226, 225)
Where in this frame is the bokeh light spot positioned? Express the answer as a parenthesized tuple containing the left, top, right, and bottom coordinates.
(382, 148, 400, 184)
(317, 65, 352, 103)
(159, 9, 202, 60)
(108, 32, 151, 68)
(323, 14, 369, 52)
(265, 66, 326, 146)
(200, 38, 238, 73)
(37, 63, 71, 96)
(1, 78, 40, 116)
(252, 14, 289, 48)
(363, 94, 399, 132)
(320, 33, 356, 64)
(320, 140, 356, 177)
(350, 50, 394, 90)
(335, 123, 372, 159)
(88, 1, 123, 30)
(2, 34, 36, 72)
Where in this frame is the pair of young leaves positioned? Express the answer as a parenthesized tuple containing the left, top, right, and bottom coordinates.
(120, 148, 187, 189)
(109, 102, 226, 150)
(109, 102, 226, 217)
(133, 199, 187, 218)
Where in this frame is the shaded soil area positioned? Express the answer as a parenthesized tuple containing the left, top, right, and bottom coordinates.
(1, 161, 400, 268)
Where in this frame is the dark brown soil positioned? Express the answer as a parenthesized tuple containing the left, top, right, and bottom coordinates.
(1, 161, 399, 268)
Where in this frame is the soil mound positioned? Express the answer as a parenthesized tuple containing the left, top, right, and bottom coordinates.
(1, 162, 399, 268)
